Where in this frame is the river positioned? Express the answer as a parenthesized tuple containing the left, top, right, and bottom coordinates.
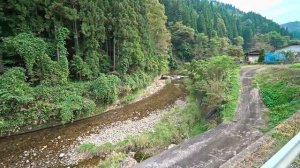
(0, 80, 186, 168)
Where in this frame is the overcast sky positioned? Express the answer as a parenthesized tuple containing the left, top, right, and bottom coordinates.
(217, 0, 300, 24)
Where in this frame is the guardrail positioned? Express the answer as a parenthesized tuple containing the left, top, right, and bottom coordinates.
(262, 132, 300, 168)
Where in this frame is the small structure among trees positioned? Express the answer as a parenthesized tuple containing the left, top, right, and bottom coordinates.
(245, 50, 260, 63)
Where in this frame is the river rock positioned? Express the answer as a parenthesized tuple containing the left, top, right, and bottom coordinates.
(128, 152, 136, 157)
(120, 157, 137, 168)
(168, 144, 176, 149)
(59, 153, 65, 158)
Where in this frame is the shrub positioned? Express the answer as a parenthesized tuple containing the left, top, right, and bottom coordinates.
(187, 56, 238, 110)
(91, 74, 121, 104)
(0, 67, 35, 132)
(58, 95, 96, 123)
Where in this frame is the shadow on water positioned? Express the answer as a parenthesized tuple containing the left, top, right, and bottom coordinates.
(0, 80, 186, 167)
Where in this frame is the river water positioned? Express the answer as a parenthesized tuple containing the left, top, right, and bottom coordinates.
(0, 80, 186, 168)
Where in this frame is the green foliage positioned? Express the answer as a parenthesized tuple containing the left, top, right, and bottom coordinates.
(99, 153, 126, 168)
(227, 45, 244, 60)
(0, 0, 172, 134)
(258, 49, 265, 63)
(256, 68, 300, 129)
(187, 56, 238, 116)
(121, 71, 152, 92)
(0, 67, 34, 115)
(267, 31, 289, 49)
(283, 51, 297, 63)
(71, 55, 92, 80)
(121, 89, 143, 104)
(160, 0, 290, 52)
(4, 30, 70, 85)
(0, 68, 34, 132)
(91, 74, 121, 104)
(58, 95, 95, 123)
(221, 69, 241, 122)
(3, 33, 47, 78)
(79, 143, 99, 155)
(290, 63, 300, 68)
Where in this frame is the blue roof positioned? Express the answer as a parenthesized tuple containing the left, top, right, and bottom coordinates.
(265, 52, 286, 63)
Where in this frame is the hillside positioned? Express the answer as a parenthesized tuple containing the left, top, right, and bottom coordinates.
(282, 21, 300, 39)
(160, 0, 291, 59)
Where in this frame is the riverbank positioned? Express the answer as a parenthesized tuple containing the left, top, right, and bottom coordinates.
(75, 57, 242, 168)
(64, 99, 187, 167)
(0, 76, 166, 138)
(0, 79, 185, 168)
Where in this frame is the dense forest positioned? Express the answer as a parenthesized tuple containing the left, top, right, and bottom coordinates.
(0, 0, 291, 134)
(160, 0, 291, 64)
(282, 21, 300, 39)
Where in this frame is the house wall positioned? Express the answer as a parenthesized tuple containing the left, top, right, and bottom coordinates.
(248, 56, 259, 63)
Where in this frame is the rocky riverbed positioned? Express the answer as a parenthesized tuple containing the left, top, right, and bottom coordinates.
(63, 99, 187, 166)
(0, 78, 186, 168)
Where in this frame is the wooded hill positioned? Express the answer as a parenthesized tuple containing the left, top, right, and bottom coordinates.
(282, 21, 300, 39)
(0, 0, 291, 134)
(160, 0, 290, 63)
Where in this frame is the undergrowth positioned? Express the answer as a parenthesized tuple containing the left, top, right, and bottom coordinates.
(221, 68, 241, 122)
(290, 63, 300, 68)
(255, 67, 300, 129)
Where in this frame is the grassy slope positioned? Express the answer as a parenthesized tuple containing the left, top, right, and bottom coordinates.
(255, 67, 300, 129)
(256, 67, 300, 167)
(222, 69, 241, 122)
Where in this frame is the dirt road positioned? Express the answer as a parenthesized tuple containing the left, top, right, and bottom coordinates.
(136, 67, 266, 168)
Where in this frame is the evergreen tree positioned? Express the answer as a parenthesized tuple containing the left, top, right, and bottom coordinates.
(258, 49, 265, 63)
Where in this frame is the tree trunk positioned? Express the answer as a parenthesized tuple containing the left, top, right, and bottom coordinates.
(54, 24, 60, 61)
(0, 54, 3, 73)
(73, 2, 79, 55)
(113, 36, 116, 71)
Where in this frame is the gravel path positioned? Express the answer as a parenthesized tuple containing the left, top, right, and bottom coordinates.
(136, 67, 266, 168)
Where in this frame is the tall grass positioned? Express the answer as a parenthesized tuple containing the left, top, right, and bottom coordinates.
(221, 69, 241, 122)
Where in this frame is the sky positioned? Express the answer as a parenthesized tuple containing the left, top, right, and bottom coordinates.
(217, 0, 300, 24)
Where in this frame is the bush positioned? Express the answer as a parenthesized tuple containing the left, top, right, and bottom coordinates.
(0, 68, 35, 132)
(187, 56, 238, 111)
(58, 95, 96, 123)
(91, 74, 121, 104)
(121, 71, 152, 93)
(0, 68, 34, 114)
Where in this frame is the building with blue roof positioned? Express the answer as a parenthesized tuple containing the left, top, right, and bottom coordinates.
(265, 52, 286, 64)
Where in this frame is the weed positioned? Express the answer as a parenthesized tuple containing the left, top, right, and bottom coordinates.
(290, 63, 300, 68)
(256, 67, 300, 129)
(98, 153, 126, 168)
